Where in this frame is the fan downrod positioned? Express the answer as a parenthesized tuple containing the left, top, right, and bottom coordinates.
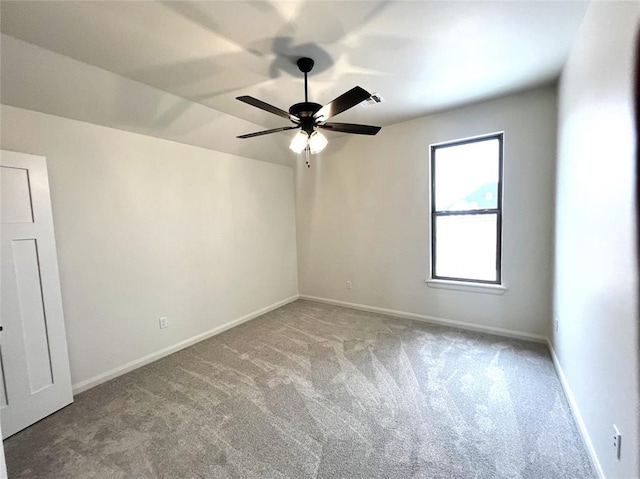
(296, 57, 317, 108)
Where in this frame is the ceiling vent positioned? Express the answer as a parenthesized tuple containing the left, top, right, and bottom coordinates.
(361, 93, 384, 107)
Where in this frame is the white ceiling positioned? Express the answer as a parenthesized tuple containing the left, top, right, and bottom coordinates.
(1, 1, 589, 140)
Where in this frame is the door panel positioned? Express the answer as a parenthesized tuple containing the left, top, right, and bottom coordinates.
(1, 167, 34, 224)
(1, 150, 73, 438)
(12, 239, 54, 393)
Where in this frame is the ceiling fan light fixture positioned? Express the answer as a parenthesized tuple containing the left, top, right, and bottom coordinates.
(289, 130, 309, 153)
(308, 130, 328, 154)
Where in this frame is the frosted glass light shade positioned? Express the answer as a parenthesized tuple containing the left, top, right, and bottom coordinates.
(289, 130, 308, 153)
(308, 130, 328, 154)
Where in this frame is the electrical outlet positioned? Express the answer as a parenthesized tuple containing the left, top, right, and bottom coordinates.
(159, 317, 168, 329)
(346, 280, 352, 289)
(613, 425, 621, 460)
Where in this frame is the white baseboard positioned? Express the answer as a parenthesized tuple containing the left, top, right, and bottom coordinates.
(299, 294, 548, 343)
(72, 295, 299, 394)
(547, 342, 605, 479)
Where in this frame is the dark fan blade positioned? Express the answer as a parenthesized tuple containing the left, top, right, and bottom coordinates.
(313, 86, 372, 121)
(319, 122, 381, 135)
(237, 126, 298, 139)
(236, 96, 299, 122)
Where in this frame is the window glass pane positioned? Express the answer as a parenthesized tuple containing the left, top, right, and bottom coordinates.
(434, 214, 497, 281)
(434, 139, 500, 211)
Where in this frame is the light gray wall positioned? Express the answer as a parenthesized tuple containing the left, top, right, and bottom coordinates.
(1, 105, 299, 390)
(553, 2, 640, 477)
(296, 85, 557, 339)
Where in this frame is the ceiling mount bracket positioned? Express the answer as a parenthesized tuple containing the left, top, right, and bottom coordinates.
(296, 57, 315, 73)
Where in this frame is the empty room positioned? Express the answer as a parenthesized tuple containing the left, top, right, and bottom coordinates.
(0, 1, 638, 478)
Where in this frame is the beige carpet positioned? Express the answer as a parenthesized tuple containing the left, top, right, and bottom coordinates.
(6, 300, 595, 478)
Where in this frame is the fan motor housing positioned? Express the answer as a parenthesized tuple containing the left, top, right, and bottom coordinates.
(289, 102, 322, 118)
(289, 102, 323, 133)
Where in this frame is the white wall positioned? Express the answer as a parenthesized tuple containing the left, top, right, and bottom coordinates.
(296, 85, 557, 339)
(553, 2, 640, 478)
(1, 105, 299, 390)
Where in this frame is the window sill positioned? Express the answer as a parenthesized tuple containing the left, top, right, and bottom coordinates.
(425, 279, 507, 295)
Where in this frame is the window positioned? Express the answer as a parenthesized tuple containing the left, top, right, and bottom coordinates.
(430, 133, 503, 284)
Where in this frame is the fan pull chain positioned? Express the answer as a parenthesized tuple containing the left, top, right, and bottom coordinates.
(305, 144, 311, 168)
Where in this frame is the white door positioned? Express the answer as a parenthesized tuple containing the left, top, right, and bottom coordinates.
(0, 421, 6, 479)
(0, 150, 73, 438)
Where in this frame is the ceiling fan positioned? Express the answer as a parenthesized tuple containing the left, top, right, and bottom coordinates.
(236, 57, 381, 155)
